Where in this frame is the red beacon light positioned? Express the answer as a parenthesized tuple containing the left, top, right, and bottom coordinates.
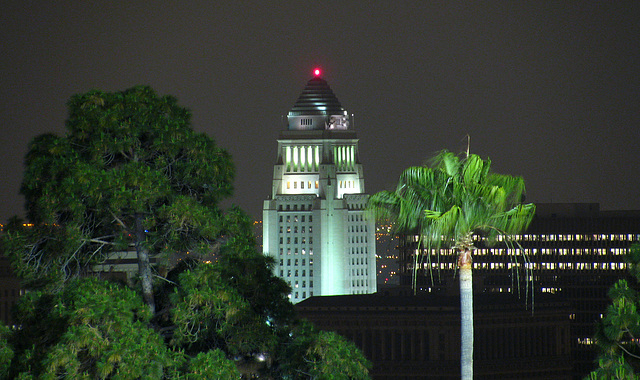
(313, 68, 321, 77)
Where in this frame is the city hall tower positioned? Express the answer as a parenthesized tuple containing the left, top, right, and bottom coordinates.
(263, 69, 377, 303)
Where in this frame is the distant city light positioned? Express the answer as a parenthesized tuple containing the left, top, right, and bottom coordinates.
(313, 68, 321, 76)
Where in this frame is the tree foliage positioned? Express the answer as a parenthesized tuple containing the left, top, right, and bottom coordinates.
(587, 244, 640, 380)
(275, 320, 371, 380)
(6, 278, 175, 379)
(4, 86, 235, 312)
(368, 149, 535, 380)
(0, 321, 13, 378)
(368, 150, 535, 253)
(1, 85, 370, 379)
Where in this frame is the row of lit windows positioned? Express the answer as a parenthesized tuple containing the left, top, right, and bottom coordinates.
(418, 247, 629, 257)
(280, 258, 312, 267)
(280, 215, 312, 223)
(334, 145, 356, 172)
(350, 225, 368, 232)
(289, 280, 313, 289)
(423, 262, 628, 271)
(497, 234, 639, 242)
(339, 180, 355, 188)
(351, 247, 369, 254)
(281, 269, 313, 278)
(280, 237, 313, 245)
(277, 204, 313, 211)
(351, 268, 368, 276)
(279, 247, 313, 255)
(280, 225, 312, 234)
(290, 291, 312, 300)
(286, 181, 319, 190)
(284, 145, 320, 173)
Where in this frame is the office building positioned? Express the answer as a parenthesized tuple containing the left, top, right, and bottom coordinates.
(398, 203, 640, 377)
(262, 70, 376, 303)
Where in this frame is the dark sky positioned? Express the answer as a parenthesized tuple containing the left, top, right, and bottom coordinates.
(2, 2, 639, 222)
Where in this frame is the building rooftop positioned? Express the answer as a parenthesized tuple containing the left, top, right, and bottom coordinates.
(288, 76, 345, 116)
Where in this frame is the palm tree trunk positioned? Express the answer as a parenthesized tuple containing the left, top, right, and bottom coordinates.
(459, 249, 473, 380)
(135, 213, 155, 314)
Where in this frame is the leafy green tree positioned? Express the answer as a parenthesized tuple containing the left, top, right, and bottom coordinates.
(5, 86, 235, 313)
(275, 320, 371, 380)
(0, 322, 13, 378)
(368, 150, 535, 380)
(6, 278, 176, 379)
(181, 350, 241, 379)
(2, 85, 368, 379)
(587, 244, 640, 380)
(163, 229, 295, 378)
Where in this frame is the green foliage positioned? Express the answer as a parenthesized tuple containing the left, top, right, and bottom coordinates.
(275, 320, 371, 380)
(170, 263, 265, 355)
(368, 150, 535, 252)
(587, 244, 640, 379)
(7, 278, 175, 378)
(0, 321, 13, 378)
(168, 250, 292, 356)
(368, 150, 534, 380)
(183, 350, 241, 379)
(4, 86, 234, 292)
(2, 85, 369, 379)
(306, 331, 371, 379)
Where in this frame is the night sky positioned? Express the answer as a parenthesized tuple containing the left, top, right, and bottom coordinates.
(2, 2, 639, 223)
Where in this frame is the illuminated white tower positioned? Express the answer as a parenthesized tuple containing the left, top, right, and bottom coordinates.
(263, 69, 377, 303)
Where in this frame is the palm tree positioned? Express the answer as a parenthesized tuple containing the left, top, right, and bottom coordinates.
(368, 150, 535, 380)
